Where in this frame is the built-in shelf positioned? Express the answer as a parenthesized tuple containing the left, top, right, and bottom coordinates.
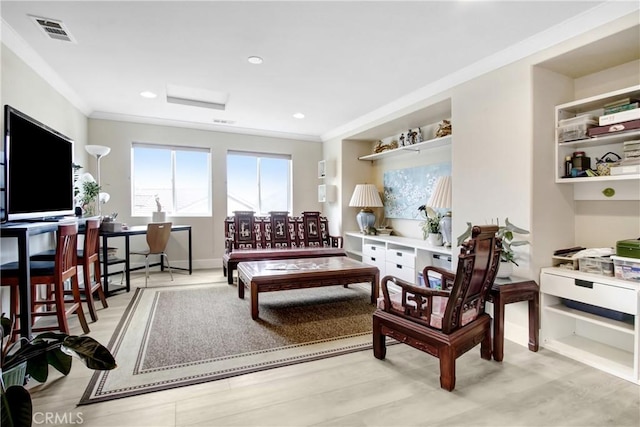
(358, 135, 452, 161)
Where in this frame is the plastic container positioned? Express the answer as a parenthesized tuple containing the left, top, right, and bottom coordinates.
(557, 114, 598, 142)
(623, 140, 640, 158)
(611, 255, 640, 282)
(578, 257, 614, 276)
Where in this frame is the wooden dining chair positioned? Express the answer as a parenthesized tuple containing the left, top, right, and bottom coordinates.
(130, 222, 174, 287)
(31, 219, 109, 322)
(1, 223, 90, 344)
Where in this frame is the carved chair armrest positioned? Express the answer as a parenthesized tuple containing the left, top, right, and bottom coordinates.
(329, 235, 343, 248)
(423, 266, 456, 290)
(224, 237, 234, 254)
(380, 275, 452, 328)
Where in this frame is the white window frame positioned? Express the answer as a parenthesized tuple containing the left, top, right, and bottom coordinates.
(131, 142, 212, 217)
(227, 150, 292, 216)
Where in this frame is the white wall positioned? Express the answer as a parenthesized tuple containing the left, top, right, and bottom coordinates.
(87, 119, 322, 269)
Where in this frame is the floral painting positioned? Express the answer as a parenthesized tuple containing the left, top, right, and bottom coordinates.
(383, 163, 451, 219)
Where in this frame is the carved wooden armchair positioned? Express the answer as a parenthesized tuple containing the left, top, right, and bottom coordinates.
(373, 225, 501, 391)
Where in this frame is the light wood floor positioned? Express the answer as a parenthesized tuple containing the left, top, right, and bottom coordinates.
(25, 269, 639, 427)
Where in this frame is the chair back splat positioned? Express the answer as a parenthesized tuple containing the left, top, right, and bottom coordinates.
(373, 224, 501, 391)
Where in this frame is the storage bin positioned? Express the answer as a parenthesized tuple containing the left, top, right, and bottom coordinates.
(578, 256, 613, 276)
(623, 140, 640, 158)
(561, 298, 634, 324)
(611, 255, 640, 282)
(616, 239, 640, 259)
(557, 114, 598, 142)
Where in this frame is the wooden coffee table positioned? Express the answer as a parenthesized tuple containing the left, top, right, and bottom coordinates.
(237, 257, 379, 320)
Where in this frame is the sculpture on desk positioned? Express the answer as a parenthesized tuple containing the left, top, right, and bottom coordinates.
(152, 195, 167, 223)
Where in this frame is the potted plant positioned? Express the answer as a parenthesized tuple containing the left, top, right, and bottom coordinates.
(1, 315, 116, 427)
(418, 205, 443, 246)
(456, 218, 530, 277)
(74, 172, 101, 217)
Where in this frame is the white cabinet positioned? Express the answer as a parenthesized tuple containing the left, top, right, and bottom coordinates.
(345, 232, 452, 286)
(540, 267, 640, 384)
(554, 85, 640, 191)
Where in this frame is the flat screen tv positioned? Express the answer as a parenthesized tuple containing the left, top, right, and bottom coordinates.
(3, 105, 75, 222)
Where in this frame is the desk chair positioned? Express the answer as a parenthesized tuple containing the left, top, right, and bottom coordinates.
(130, 222, 174, 287)
(31, 219, 109, 322)
(1, 223, 90, 344)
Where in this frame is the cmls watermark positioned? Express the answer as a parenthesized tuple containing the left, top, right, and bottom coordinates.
(33, 412, 84, 425)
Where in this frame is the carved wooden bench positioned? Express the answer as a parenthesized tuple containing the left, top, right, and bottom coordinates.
(223, 211, 344, 284)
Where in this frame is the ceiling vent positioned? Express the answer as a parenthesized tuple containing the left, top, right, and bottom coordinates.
(29, 15, 76, 43)
(213, 119, 236, 125)
(166, 84, 229, 111)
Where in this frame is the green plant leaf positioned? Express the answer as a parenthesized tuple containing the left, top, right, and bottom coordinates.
(25, 350, 49, 383)
(62, 336, 117, 371)
(46, 348, 72, 376)
(2, 385, 32, 427)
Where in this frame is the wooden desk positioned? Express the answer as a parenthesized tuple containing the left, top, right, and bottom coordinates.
(488, 276, 539, 362)
(1, 221, 68, 339)
(99, 225, 192, 295)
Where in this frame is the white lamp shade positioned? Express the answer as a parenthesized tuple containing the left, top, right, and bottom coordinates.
(427, 176, 452, 209)
(348, 184, 383, 208)
(85, 145, 111, 157)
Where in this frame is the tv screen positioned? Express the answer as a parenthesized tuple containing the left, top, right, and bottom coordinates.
(4, 105, 75, 222)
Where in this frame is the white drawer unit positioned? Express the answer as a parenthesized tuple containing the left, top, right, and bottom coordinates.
(386, 248, 415, 267)
(363, 255, 386, 273)
(386, 261, 415, 283)
(344, 232, 452, 286)
(540, 267, 640, 384)
(363, 242, 386, 259)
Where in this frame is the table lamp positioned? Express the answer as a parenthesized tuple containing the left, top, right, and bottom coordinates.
(427, 176, 452, 247)
(85, 145, 111, 217)
(349, 184, 383, 233)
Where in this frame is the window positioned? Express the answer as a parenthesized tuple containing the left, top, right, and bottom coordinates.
(131, 143, 211, 217)
(227, 151, 291, 216)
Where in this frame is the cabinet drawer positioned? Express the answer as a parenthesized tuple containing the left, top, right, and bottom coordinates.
(363, 243, 386, 259)
(541, 273, 637, 314)
(363, 255, 386, 275)
(386, 248, 415, 268)
(386, 261, 415, 284)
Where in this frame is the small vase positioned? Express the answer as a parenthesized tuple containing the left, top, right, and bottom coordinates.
(497, 261, 513, 279)
(427, 233, 443, 246)
(152, 211, 167, 223)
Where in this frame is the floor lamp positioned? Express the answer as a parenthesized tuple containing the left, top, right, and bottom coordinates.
(349, 184, 383, 233)
(427, 176, 452, 247)
(85, 145, 111, 218)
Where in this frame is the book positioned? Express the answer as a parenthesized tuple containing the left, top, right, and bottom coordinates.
(603, 97, 632, 109)
(604, 102, 638, 115)
(599, 108, 640, 126)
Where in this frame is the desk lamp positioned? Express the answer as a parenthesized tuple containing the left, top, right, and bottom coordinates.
(349, 184, 383, 233)
(85, 145, 111, 217)
(427, 176, 452, 247)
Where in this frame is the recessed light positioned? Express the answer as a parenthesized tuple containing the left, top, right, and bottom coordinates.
(293, 112, 305, 119)
(140, 91, 157, 99)
(247, 56, 263, 65)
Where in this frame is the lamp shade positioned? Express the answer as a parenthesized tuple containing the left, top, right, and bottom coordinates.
(85, 145, 111, 157)
(427, 176, 452, 209)
(348, 184, 383, 208)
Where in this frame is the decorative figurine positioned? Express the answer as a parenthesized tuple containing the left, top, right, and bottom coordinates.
(435, 120, 452, 138)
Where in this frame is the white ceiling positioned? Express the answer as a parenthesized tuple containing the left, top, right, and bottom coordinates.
(1, 1, 638, 142)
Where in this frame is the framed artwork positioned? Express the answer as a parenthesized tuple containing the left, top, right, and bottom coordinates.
(383, 162, 451, 219)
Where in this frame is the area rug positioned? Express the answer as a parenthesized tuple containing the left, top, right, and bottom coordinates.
(79, 282, 378, 404)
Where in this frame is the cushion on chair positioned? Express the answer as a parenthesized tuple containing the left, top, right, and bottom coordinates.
(377, 292, 480, 330)
(0, 260, 55, 277)
(31, 249, 85, 261)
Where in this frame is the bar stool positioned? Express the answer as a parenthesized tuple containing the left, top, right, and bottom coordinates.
(31, 219, 108, 321)
(1, 223, 90, 344)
